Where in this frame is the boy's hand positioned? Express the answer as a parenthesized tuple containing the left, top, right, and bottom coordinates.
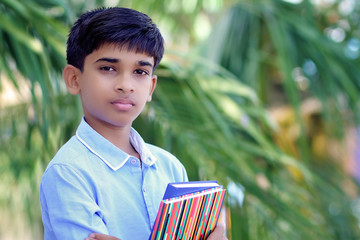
(85, 233, 121, 240)
(207, 222, 228, 240)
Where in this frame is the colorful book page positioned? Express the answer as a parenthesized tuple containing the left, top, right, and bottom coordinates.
(149, 183, 226, 240)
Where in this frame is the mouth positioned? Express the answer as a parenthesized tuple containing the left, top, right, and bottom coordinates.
(111, 98, 135, 111)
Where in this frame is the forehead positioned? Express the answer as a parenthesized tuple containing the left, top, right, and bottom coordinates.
(86, 42, 155, 65)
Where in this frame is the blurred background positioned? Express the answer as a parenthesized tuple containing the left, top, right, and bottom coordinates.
(1, 0, 360, 239)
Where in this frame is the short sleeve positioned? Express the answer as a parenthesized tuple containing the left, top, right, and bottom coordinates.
(40, 164, 108, 239)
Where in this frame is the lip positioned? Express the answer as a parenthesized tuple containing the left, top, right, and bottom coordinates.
(111, 98, 135, 111)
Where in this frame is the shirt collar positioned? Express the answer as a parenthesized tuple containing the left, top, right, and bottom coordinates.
(75, 117, 157, 171)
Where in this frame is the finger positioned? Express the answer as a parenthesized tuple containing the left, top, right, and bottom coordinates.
(85, 233, 95, 240)
(207, 222, 226, 240)
(84, 236, 96, 240)
(91, 233, 121, 240)
(84, 233, 96, 240)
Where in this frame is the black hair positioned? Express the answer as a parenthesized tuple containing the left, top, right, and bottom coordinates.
(66, 7, 164, 71)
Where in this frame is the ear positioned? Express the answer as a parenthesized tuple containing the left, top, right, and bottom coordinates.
(63, 64, 81, 95)
(147, 75, 157, 102)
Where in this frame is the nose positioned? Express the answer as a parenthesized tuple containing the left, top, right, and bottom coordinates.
(114, 74, 134, 93)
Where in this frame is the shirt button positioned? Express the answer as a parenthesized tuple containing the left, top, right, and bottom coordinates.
(131, 159, 137, 164)
(143, 187, 146, 192)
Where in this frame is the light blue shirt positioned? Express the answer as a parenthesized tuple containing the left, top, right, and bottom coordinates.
(40, 118, 188, 240)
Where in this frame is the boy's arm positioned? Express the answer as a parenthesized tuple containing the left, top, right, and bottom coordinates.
(41, 164, 108, 239)
(84, 222, 228, 240)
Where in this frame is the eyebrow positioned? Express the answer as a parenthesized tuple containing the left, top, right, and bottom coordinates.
(95, 58, 153, 68)
(95, 58, 119, 63)
(138, 60, 153, 68)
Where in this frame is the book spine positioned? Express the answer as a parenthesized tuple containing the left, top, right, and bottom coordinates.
(194, 189, 212, 239)
(188, 193, 206, 239)
(206, 189, 226, 237)
(150, 201, 165, 240)
(158, 203, 171, 240)
(199, 190, 217, 240)
(168, 200, 181, 239)
(183, 194, 201, 240)
(163, 201, 176, 240)
(177, 198, 193, 240)
(173, 198, 187, 239)
(203, 189, 221, 239)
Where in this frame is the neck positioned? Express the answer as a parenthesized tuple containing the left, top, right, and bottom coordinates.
(84, 118, 140, 159)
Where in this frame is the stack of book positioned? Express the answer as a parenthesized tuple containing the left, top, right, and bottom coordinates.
(149, 181, 226, 240)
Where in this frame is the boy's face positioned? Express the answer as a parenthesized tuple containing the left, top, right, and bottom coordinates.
(67, 43, 157, 132)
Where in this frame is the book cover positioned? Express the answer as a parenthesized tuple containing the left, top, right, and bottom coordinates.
(149, 181, 226, 240)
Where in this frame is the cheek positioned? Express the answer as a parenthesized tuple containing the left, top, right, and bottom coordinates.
(80, 81, 105, 106)
(81, 74, 111, 94)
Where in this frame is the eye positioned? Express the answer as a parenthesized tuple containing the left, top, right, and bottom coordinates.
(100, 66, 116, 72)
(134, 69, 149, 76)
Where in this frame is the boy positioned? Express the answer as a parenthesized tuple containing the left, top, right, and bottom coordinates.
(40, 7, 226, 240)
